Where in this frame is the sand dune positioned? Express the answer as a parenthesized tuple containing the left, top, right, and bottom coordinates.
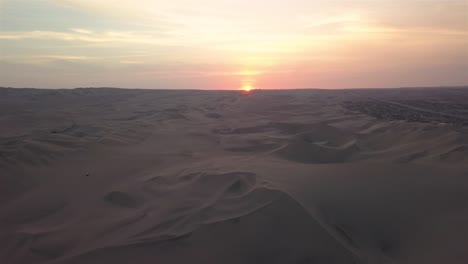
(1, 87, 468, 264)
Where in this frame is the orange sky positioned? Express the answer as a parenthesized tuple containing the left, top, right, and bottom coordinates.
(1, 0, 467, 89)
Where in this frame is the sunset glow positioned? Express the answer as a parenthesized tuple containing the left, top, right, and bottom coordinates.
(242, 85, 253, 92)
(0, 1, 467, 89)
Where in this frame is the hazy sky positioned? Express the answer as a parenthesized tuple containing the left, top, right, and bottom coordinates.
(1, 0, 467, 89)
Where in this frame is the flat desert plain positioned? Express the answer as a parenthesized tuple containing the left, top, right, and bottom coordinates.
(1, 87, 468, 264)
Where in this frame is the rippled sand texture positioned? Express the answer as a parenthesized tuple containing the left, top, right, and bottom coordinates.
(1, 87, 468, 264)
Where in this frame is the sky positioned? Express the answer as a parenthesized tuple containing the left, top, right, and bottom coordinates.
(0, 0, 467, 89)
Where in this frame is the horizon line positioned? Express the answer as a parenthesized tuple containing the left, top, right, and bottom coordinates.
(1, 85, 468, 91)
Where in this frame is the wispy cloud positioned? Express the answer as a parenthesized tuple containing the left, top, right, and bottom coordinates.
(70, 28, 94, 34)
(0, 29, 175, 44)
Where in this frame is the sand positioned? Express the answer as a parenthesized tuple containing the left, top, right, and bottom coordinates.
(1, 87, 468, 264)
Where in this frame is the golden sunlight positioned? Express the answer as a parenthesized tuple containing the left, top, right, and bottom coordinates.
(242, 84, 253, 92)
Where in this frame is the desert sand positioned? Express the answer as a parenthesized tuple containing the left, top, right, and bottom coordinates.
(1, 87, 468, 264)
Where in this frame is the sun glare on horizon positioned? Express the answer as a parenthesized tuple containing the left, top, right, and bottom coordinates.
(242, 84, 254, 92)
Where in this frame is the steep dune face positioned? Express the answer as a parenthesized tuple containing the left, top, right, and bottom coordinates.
(1, 87, 468, 264)
(63, 194, 358, 264)
(278, 124, 359, 163)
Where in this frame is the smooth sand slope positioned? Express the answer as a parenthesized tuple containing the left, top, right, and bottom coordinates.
(1, 87, 468, 264)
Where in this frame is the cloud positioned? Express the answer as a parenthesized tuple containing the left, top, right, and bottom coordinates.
(0, 29, 176, 45)
(23, 55, 98, 63)
(70, 28, 94, 34)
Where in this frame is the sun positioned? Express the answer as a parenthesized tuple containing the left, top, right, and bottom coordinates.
(242, 84, 253, 92)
